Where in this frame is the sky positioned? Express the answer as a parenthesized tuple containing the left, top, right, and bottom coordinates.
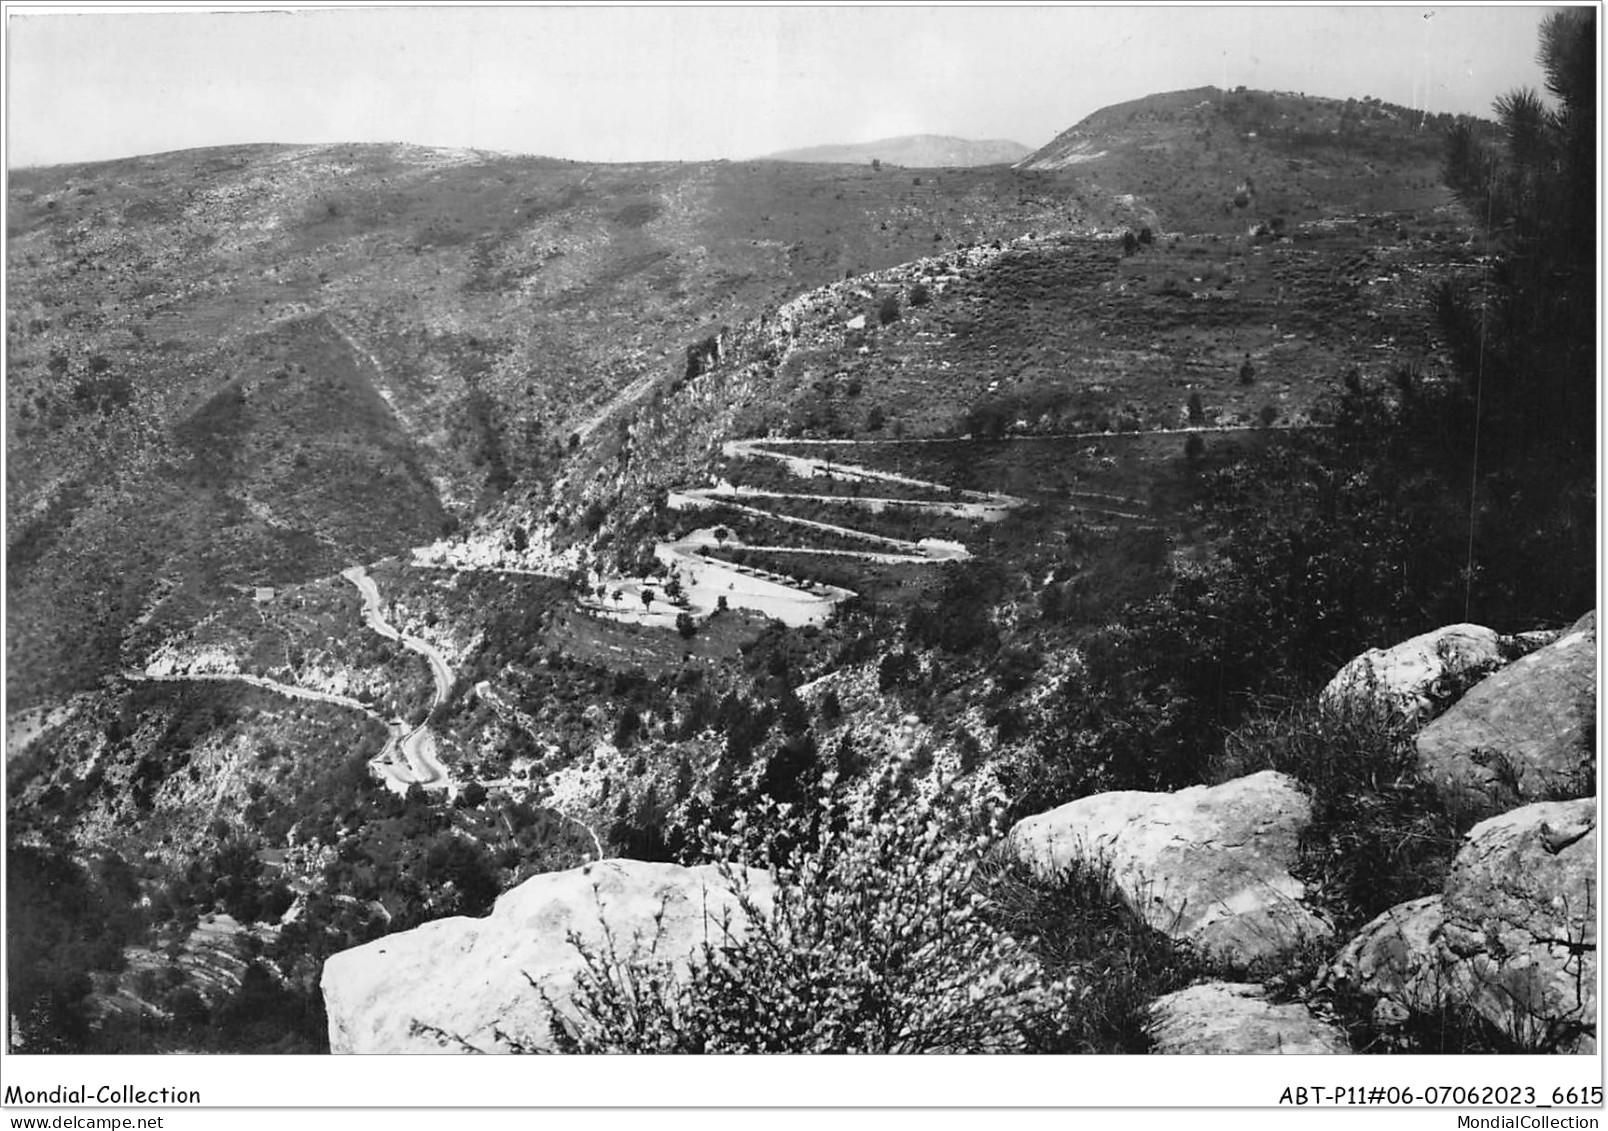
(3, 3, 1562, 169)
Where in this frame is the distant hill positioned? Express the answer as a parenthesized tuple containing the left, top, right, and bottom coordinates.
(765, 135, 1033, 168)
(1018, 85, 1465, 231)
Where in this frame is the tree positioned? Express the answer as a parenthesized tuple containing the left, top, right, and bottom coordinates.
(1186, 393, 1205, 425)
(675, 612, 697, 640)
(685, 335, 720, 380)
(877, 295, 900, 326)
(820, 689, 842, 721)
(878, 650, 920, 691)
(1440, 7, 1594, 465)
(640, 588, 655, 610)
(1238, 355, 1255, 385)
(1430, 7, 1595, 622)
(7, 845, 133, 1051)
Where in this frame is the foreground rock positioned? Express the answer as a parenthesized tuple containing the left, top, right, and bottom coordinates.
(1320, 623, 1509, 725)
(1325, 896, 1446, 1020)
(1326, 798, 1596, 1052)
(322, 859, 773, 1053)
(1440, 798, 1597, 1050)
(1148, 982, 1350, 1054)
(1415, 612, 1595, 822)
(1008, 770, 1331, 970)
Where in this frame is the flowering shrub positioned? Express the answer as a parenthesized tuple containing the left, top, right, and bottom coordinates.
(546, 780, 1082, 1052)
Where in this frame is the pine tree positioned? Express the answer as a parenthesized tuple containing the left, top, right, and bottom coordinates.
(1439, 8, 1595, 464)
(1431, 7, 1595, 623)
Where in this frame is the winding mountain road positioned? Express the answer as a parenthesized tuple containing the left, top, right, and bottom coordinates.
(666, 492, 972, 561)
(126, 565, 457, 795)
(588, 437, 1027, 628)
(123, 670, 381, 717)
(721, 438, 1028, 513)
(341, 566, 454, 791)
(663, 437, 1027, 566)
(121, 668, 427, 794)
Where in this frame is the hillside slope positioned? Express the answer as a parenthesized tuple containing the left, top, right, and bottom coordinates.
(1019, 86, 1461, 231)
(6, 143, 1090, 705)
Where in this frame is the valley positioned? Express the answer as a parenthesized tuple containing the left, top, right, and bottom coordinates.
(6, 71, 1595, 1058)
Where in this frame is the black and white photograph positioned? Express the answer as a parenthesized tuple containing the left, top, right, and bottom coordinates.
(2, 0, 1599, 1118)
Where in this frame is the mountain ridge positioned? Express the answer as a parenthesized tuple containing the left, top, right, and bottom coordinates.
(764, 134, 1032, 167)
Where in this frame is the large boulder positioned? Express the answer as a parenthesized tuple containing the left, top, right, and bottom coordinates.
(1324, 895, 1447, 1021)
(1147, 982, 1350, 1054)
(322, 859, 774, 1053)
(1320, 623, 1509, 726)
(1415, 611, 1595, 822)
(1438, 798, 1596, 1051)
(1007, 770, 1331, 970)
(1325, 798, 1596, 1052)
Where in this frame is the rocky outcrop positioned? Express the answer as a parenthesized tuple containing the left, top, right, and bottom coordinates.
(1007, 770, 1331, 970)
(1325, 799, 1596, 1052)
(1147, 982, 1350, 1054)
(1320, 623, 1510, 726)
(1415, 612, 1595, 822)
(322, 859, 773, 1053)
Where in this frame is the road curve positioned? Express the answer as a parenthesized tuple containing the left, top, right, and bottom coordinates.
(127, 569, 457, 795)
(125, 671, 430, 796)
(123, 670, 381, 717)
(341, 566, 453, 790)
